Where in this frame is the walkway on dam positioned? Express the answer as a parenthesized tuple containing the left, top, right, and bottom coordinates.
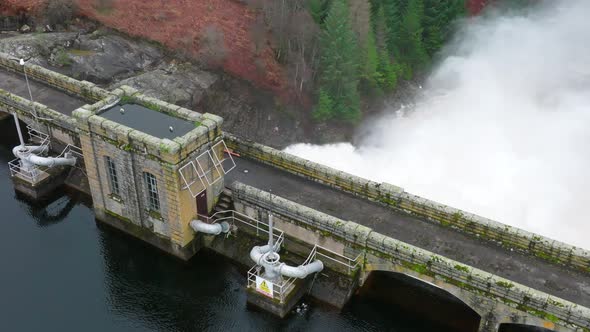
(0, 68, 86, 114)
(227, 157, 590, 307)
(2, 64, 588, 309)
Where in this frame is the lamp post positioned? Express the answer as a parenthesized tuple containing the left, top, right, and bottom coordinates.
(16, 57, 50, 121)
(268, 189, 274, 254)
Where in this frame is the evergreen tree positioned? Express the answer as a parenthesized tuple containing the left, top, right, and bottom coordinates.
(423, 0, 466, 57)
(377, 49, 397, 90)
(381, 0, 401, 57)
(313, 89, 334, 121)
(398, 0, 428, 68)
(307, 0, 332, 25)
(319, 0, 361, 122)
(362, 25, 380, 88)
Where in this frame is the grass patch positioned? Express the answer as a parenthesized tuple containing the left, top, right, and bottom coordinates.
(67, 49, 96, 56)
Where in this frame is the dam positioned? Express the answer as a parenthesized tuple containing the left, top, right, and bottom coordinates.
(0, 51, 588, 332)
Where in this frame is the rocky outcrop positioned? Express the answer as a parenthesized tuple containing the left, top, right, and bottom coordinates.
(0, 29, 310, 148)
(111, 63, 218, 108)
(0, 31, 163, 83)
(63, 32, 163, 83)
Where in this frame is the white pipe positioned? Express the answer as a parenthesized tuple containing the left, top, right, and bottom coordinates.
(12, 145, 76, 167)
(250, 244, 278, 265)
(249, 244, 323, 280)
(12, 145, 47, 157)
(25, 153, 76, 167)
(97, 96, 122, 112)
(278, 260, 324, 279)
(268, 213, 274, 254)
(190, 219, 230, 235)
(12, 112, 25, 148)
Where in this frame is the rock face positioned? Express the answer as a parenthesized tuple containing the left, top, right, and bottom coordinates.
(0, 32, 77, 61)
(0, 31, 163, 83)
(0, 29, 310, 148)
(111, 63, 218, 108)
(61, 32, 164, 83)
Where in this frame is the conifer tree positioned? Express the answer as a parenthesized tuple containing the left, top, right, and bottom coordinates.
(313, 89, 334, 121)
(381, 0, 401, 57)
(423, 0, 466, 57)
(319, 0, 361, 122)
(398, 0, 428, 68)
(362, 25, 380, 88)
(307, 0, 331, 25)
(377, 49, 397, 90)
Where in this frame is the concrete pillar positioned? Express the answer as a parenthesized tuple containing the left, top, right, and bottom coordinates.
(478, 312, 500, 332)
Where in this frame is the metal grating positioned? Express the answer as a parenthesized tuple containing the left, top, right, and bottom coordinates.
(178, 139, 237, 197)
(210, 140, 236, 174)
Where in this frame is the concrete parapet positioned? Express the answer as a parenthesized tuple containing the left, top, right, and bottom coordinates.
(229, 181, 590, 331)
(224, 133, 590, 274)
(0, 87, 75, 133)
(0, 51, 109, 102)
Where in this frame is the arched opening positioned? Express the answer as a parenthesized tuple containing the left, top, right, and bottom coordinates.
(350, 271, 481, 332)
(499, 323, 555, 332)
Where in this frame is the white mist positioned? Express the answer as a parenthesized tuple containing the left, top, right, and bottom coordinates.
(286, 0, 590, 249)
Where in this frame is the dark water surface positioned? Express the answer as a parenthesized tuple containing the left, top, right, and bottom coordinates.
(0, 119, 463, 332)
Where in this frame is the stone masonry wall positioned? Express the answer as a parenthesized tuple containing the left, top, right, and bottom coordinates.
(224, 133, 590, 274)
(0, 51, 108, 102)
(230, 181, 590, 331)
(74, 87, 225, 251)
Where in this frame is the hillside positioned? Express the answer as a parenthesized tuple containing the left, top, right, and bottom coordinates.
(3, 0, 286, 97)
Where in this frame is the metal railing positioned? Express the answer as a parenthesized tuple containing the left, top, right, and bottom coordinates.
(8, 158, 48, 184)
(57, 144, 83, 160)
(200, 209, 361, 303)
(245, 242, 360, 303)
(27, 125, 50, 148)
(196, 209, 286, 247)
(199, 209, 361, 273)
(246, 247, 316, 303)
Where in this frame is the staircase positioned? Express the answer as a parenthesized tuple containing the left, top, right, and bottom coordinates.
(214, 188, 234, 214)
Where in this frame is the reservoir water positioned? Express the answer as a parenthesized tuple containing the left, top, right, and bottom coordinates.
(0, 119, 465, 332)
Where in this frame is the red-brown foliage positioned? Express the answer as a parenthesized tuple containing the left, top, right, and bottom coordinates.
(3, 0, 286, 97)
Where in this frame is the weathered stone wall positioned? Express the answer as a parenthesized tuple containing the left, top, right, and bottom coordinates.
(0, 51, 108, 102)
(230, 181, 590, 332)
(225, 133, 590, 274)
(0, 87, 76, 131)
(74, 87, 225, 258)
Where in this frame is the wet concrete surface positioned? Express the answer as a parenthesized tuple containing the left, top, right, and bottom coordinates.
(101, 103, 194, 140)
(0, 68, 86, 114)
(227, 157, 590, 307)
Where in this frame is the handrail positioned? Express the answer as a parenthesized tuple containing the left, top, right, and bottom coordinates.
(8, 158, 48, 183)
(196, 209, 286, 248)
(26, 125, 50, 148)
(207, 208, 359, 303)
(199, 209, 358, 274)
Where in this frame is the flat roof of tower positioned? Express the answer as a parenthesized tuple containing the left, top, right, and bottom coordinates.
(100, 103, 195, 139)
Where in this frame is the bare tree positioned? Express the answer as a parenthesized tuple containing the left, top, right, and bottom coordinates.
(349, 0, 371, 48)
(198, 25, 228, 67)
(45, 0, 77, 27)
(251, 16, 267, 55)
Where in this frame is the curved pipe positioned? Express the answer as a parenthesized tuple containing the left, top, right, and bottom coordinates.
(12, 145, 47, 157)
(13, 145, 76, 167)
(190, 219, 230, 235)
(249, 245, 322, 279)
(250, 244, 280, 265)
(97, 96, 122, 112)
(278, 260, 324, 279)
(25, 153, 76, 167)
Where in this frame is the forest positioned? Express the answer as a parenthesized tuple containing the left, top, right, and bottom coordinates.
(246, 0, 466, 123)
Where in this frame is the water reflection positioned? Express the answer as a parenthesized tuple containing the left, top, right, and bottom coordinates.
(15, 191, 85, 227)
(0, 117, 465, 331)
